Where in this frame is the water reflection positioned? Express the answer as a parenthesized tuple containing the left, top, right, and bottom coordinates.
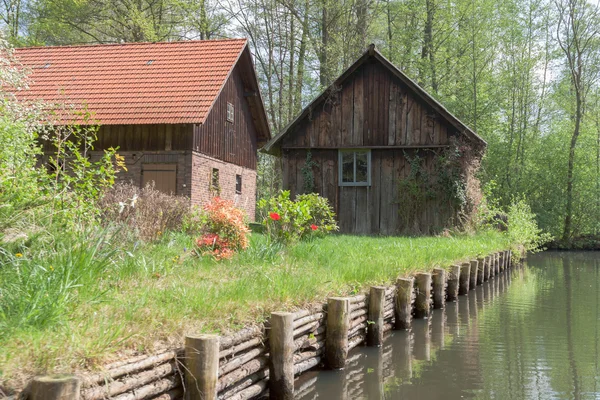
(295, 252, 600, 399)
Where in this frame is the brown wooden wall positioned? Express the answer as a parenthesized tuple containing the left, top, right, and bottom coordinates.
(94, 124, 193, 151)
(283, 149, 456, 235)
(281, 59, 455, 149)
(280, 58, 467, 235)
(193, 63, 259, 170)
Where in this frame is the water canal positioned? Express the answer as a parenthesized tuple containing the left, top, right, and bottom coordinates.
(294, 252, 600, 399)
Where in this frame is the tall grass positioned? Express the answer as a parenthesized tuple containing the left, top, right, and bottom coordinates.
(0, 229, 510, 391)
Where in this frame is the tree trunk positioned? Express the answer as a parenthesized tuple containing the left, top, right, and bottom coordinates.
(563, 90, 582, 241)
(319, 0, 329, 87)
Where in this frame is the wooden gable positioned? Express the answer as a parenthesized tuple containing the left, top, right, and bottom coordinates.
(280, 59, 453, 150)
(264, 45, 485, 154)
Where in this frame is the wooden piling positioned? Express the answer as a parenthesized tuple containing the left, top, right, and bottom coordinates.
(476, 258, 485, 285)
(29, 375, 81, 400)
(432, 268, 446, 309)
(484, 256, 491, 281)
(185, 334, 219, 400)
(394, 278, 414, 330)
(447, 265, 461, 301)
(269, 312, 294, 399)
(469, 260, 478, 289)
(326, 297, 351, 369)
(499, 252, 504, 272)
(495, 253, 500, 275)
(414, 273, 432, 319)
(508, 250, 512, 268)
(367, 286, 386, 347)
(459, 262, 470, 295)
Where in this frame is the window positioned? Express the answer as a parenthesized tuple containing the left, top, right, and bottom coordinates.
(236, 174, 242, 194)
(211, 168, 220, 194)
(227, 102, 234, 123)
(339, 150, 371, 186)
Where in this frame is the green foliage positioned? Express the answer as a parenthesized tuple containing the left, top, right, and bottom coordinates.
(258, 190, 339, 245)
(506, 199, 553, 254)
(0, 229, 114, 337)
(301, 151, 317, 194)
(397, 142, 474, 233)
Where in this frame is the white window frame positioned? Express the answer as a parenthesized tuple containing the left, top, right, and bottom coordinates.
(338, 149, 371, 187)
(227, 102, 234, 123)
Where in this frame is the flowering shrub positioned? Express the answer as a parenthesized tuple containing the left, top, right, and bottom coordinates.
(258, 191, 338, 245)
(196, 197, 250, 260)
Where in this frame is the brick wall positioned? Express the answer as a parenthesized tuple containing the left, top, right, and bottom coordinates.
(89, 150, 256, 221)
(191, 151, 257, 221)
(89, 150, 193, 197)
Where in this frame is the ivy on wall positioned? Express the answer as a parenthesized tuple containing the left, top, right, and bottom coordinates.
(301, 151, 318, 194)
(398, 137, 481, 234)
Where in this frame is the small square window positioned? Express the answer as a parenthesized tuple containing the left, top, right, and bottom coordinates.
(211, 168, 220, 194)
(227, 102, 234, 123)
(236, 174, 242, 194)
(339, 150, 371, 186)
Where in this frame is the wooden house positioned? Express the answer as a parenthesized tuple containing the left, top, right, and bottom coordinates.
(264, 45, 486, 234)
(15, 39, 270, 219)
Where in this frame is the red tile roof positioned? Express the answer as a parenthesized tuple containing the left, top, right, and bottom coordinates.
(14, 39, 248, 125)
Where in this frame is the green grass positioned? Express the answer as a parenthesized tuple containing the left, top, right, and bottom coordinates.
(0, 230, 510, 390)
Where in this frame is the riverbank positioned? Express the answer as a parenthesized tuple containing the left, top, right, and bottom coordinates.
(0, 231, 511, 393)
(547, 235, 600, 250)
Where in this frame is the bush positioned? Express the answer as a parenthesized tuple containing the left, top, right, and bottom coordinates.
(506, 199, 552, 255)
(99, 182, 192, 242)
(258, 191, 338, 245)
(196, 197, 250, 260)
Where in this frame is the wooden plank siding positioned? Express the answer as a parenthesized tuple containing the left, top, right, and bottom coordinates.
(283, 149, 454, 235)
(280, 58, 461, 235)
(281, 59, 455, 150)
(94, 124, 193, 152)
(192, 63, 259, 170)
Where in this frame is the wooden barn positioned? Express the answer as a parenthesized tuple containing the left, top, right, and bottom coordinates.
(15, 39, 270, 219)
(264, 45, 486, 235)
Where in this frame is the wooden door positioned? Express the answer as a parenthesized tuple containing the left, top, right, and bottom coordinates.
(142, 163, 177, 194)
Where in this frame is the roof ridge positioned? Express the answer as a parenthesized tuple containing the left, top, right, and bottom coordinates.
(16, 38, 248, 51)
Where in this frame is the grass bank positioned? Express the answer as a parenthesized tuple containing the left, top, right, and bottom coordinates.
(0, 230, 510, 390)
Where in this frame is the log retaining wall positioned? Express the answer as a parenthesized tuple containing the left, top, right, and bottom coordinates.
(23, 250, 515, 400)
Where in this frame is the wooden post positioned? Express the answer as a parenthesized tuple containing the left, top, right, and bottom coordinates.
(29, 375, 81, 400)
(185, 334, 219, 400)
(432, 268, 446, 309)
(495, 253, 500, 275)
(508, 250, 512, 268)
(499, 252, 504, 272)
(484, 256, 491, 281)
(367, 286, 386, 346)
(504, 250, 510, 269)
(476, 258, 485, 285)
(326, 297, 350, 369)
(270, 312, 294, 399)
(447, 265, 461, 302)
(459, 262, 470, 295)
(394, 278, 414, 330)
(414, 273, 432, 319)
(469, 260, 478, 289)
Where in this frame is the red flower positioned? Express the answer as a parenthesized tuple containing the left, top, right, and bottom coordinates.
(310, 224, 318, 231)
(269, 212, 281, 221)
